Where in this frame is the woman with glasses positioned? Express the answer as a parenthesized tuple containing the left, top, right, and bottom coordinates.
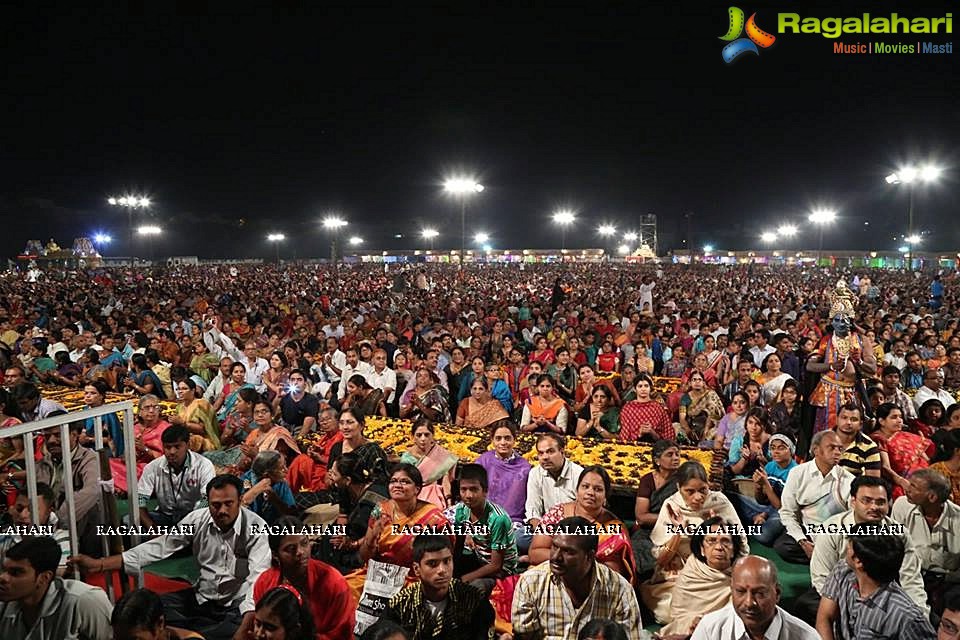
(344, 463, 455, 601)
(658, 516, 742, 637)
(574, 385, 619, 440)
(642, 461, 747, 624)
(108, 393, 172, 494)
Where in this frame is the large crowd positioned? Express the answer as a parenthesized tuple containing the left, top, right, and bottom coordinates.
(0, 261, 958, 640)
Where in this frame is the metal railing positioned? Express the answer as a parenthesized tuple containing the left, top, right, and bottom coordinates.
(4, 400, 144, 597)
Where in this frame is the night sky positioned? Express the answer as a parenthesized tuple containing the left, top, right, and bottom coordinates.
(1, 2, 956, 259)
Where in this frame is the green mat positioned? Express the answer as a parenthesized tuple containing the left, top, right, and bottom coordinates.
(114, 499, 201, 584)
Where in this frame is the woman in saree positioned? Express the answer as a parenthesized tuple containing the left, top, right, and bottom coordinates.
(399, 368, 450, 423)
(677, 371, 724, 447)
(49, 350, 83, 387)
(757, 353, 794, 407)
(318, 452, 391, 573)
(615, 364, 638, 404)
(699, 335, 724, 383)
(213, 362, 253, 422)
(574, 384, 620, 440)
(342, 374, 387, 418)
(226, 397, 301, 476)
(641, 460, 746, 624)
(204, 386, 260, 469)
(108, 394, 172, 493)
(714, 391, 749, 451)
(124, 353, 166, 399)
(519, 375, 568, 435)
(871, 402, 934, 498)
(399, 417, 457, 509)
(631, 439, 681, 579)
(171, 378, 219, 452)
(457, 376, 510, 430)
(528, 465, 637, 585)
(79, 380, 125, 456)
(658, 515, 742, 637)
(344, 463, 455, 601)
(261, 351, 290, 404)
(328, 407, 389, 485)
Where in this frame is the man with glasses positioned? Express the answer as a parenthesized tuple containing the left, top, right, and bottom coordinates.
(799, 475, 928, 623)
(940, 590, 960, 640)
(914, 367, 957, 412)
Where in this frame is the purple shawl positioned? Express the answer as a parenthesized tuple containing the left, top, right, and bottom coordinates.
(476, 450, 532, 523)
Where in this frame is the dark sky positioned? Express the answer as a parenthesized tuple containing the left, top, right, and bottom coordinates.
(1, 2, 956, 259)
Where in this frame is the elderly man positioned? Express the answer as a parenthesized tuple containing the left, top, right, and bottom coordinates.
(914, 368, 957, 411)
(691, 556, 819, 640)
(774, 430, 854, 564)
(816, 529, 936, 640)
(511, 516, 642, 640)
(71, 474, 271, 640)
(892, 468, 960, 616)
(806, 475, 928, 620)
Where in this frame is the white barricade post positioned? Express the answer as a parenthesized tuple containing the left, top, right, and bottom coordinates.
(5, 400, 143, 597)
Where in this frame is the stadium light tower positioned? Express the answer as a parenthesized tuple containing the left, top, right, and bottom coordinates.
(552, 210, 576, 251)
(808, 208, 837, 262)
(443, 177, 484, 268)
(322, 216, 348, 273)
(885, 163, 943, 271)
(108, 194, 151, 252)
(421, 228, 439, 251)
(267, 233, 285, 263)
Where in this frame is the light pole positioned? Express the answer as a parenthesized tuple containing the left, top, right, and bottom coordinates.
(597, 224, 616, 261)
(807, 208, 837, 264)
(348, 236, 363, 248)
(136, 225, 162, 262)
(421, 228, 439, 251)
(553, 210, 576, 253)
(93, 233, 112, 257)
(108, 195, 151, 255)
(267, 233, 285, 263)
(322, 217, 348, 274)
(444, 177, 484, 268)
(885, 164, 942, 271)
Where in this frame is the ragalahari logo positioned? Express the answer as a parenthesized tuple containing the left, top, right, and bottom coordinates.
(720, 7, 776, 63)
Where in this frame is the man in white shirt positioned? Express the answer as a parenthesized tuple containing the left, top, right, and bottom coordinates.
(749, 329, 777, 368)
(638, 276, 656, 312)
(336, 346, 375, 402)
(136, 425, 216, 528)
(368, 348, 397, 404)
(892, 468, 960, 613)
(320, 336, 347, 386)
(883, 339, 908, 371)
(71, 474, 270, 640)
(203, 323, 269, 392)
(203, 357, 235, 404)
(0, 537, 113, 639)
(524, 434, 583, 528)
(913, 368, 956, 411)
(774, 430, 853, 564)
(808, 475, 928, 616)
(691, 556, 819, 640)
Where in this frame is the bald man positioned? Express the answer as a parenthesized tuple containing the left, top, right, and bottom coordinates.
(691, 556, 819, 640)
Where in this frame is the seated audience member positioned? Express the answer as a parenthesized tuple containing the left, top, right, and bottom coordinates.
(475, 421, 532, 551)
(286, 406, 343, 507)
(525, 433, 584, 529)
(833, 402, 881, 478)
(238, 516, 354, 640)
(631, 440, 680, 578)
(137, 425, 217, 528)
(805, 475, 927, 621)
(458, 377, 510, 430)
(241, 449, 296, 523)
(112, 588, 204, 639)
(316, 453, 389, 573)
(774, 430, 853, 564)
(0, 483, 71, 574)
(714, 391, 749, 451)
(940, 591, 960, 640)
(108, 394, 173, 494)
(400, 418, 457, 510)
(659, 516, 743, 637)
(71, 474, 272, 640)
(521, 374, 569, 435)
(577, 619, 630, 640)
(511, 517, 642, 640)
(618, 374, 673, 444)
(870, 402, 934, 499)
(344, 463, 454, 600)
(33, 421, 101, 555)
(930, 428, 960, 504)
(279, 369, 321, 437)
(385, 535, 494, 640)
(732, 433, 796, 547)
(726, 407, 771, 481)
(0, 536, 113, 638)
(251, 587, 316, 640)
(892, 468, 960, 616)
(446, 463, 519, 596)
(574, 383, 619, 440)
(816, 528, 936, 640)
(690, 556, 819, 640)
(913, 368, 956, 412)
(328, 407, 389, 486)
(643, 461, 746, 624)
(529, 465, 636, 584)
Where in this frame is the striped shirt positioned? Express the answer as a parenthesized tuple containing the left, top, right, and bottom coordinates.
(511, 561, 642, 640)
(0, 514, 71, 573)
(837, 431, 881, 477)
(821, 564, 936, 640)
